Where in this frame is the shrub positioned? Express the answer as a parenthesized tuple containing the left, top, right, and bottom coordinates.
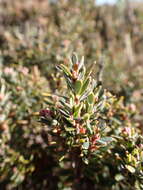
(0, 60, 52, 189)
(0, 0, 143, 189)
(39, 54, 143, 190)
(0, 52, 142, 189)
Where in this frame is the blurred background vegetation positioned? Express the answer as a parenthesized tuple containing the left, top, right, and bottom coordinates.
(0, 0, 143, 189)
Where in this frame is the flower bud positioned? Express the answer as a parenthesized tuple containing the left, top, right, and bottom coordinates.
(39, 109, 52, 117)
(79, 127, 86, 134)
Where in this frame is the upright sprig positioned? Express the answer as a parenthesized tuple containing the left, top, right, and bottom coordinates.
(40, 53, 113, 163)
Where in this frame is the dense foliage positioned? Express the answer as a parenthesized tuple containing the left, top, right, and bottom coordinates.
(0, 0, 143, 189)
(40, 53, 143, 189)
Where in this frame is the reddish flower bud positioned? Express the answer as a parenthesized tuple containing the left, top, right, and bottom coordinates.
(73, 63, 79, 72)
(79, 127, 86, 134)
(91, 134, 100, 145)
(40, 109, 52, 117)
(90, 145, 98, 152)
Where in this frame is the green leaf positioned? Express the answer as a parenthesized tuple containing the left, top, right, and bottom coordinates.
(100, 137, 112, 143)
(73, 103, 82, 118)
(87, 93, 94, 104)
(74, 80, 82, 95)
(19, 156, 29, 164)
(80, 89, 91, 101)
(72, 52, 78, 65)
(87, 104, 93, 113)
(44, 98, 54, 105)
(115, 174, 124, 181)
(59, 108, 70, 117)
(86, 121, 93, 134)
(82, 157, 89, 164)
(83, 113, 90, 121)
(80, 77, 90, 95)
(125, 165, 136, 173)
(111, 117, 122, 125)
(65, 127, 75, 132)
(83, 141, 90, 149)
(59, 99, 71, 113)
(96, 139, 107, 145)
(65, 76, 73, 91)
(98, 87, 104, 99)
(96, 137, 112, 145)
(59, 64, 71, 76)
(79, 56, 84, 70)
(59, 155, 65, 162)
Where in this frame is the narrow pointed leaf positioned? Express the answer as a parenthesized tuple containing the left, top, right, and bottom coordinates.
(87, 93, 94, 104)
(80, 77, 90, 95)
(74, 80, 82, 95)
(60, 64, 72, 76)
